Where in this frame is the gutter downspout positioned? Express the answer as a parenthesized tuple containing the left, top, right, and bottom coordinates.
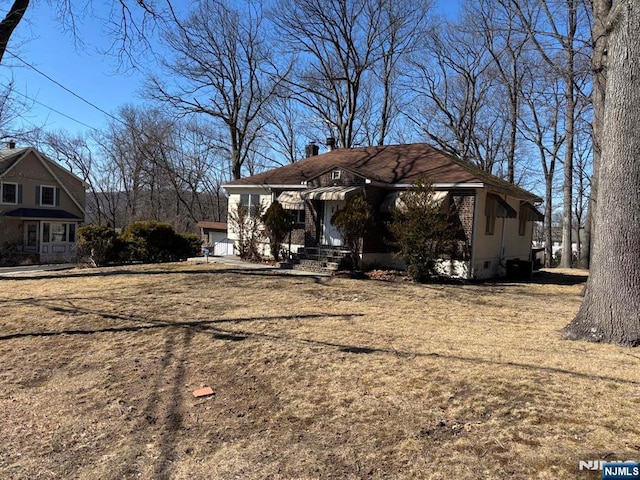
(470, 191, 479, 280)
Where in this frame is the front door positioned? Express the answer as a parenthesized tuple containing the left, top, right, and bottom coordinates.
(24, 222, 39, 252)
(321, 200, 344, 246)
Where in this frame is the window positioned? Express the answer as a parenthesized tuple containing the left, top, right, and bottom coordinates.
(51, 223, 67, 242)
(518, 214, 527, 236)
(240, 194, 261, 217)
(294, 209, 305, 226)
(42, 223, 50, 243)
(1, 182, 18, 204)
(41, 222, 77, 243)
(485, 215, 496, 235)
(331, 170, 341, 180)
(39, 185, 56, 206)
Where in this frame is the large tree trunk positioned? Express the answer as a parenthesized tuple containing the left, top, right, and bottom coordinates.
(563, 1, 640, 346)
(581, 0, 612, 269)
(559, 0, 577, 269)
(0, 0, 29, 64)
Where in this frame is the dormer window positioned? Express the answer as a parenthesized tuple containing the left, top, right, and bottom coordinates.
(331, 170, 341, 180)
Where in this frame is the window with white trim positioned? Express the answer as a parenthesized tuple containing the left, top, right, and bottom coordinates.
(1, 182, 18, 204)
(331, 170, 341, 180)
(240, 194, 261, 217)
(40, 185, 56, 206)
(294, 209, 305, 225)
(42, 222, 77, 243)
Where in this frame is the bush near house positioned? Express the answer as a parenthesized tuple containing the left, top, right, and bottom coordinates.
(331, 192, 373, 270)
(78, 222, 201, 266)
(389, 177, 464, 282)
(77, 224, 126, 267)
(228, 203, 265, 261)
(262, 201, 293, 262)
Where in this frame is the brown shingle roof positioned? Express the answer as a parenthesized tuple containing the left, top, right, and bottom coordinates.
(0, 148, 29, 176)
(224, 143, 540, 201)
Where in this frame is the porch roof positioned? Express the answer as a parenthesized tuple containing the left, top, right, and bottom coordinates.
(486, 193, 517, 218)
(302, 186, 361, 201)
(520, 202, 545, 222)
(3, 208, 82, 220)
(277, 191, 305, 209)
(380, 190, 449, 213)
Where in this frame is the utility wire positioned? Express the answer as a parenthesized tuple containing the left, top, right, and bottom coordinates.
(2, 82, 100, 131)
(6, 49, 126, 128)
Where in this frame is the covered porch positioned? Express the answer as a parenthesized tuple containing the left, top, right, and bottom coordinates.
(3, 208, 82, 263)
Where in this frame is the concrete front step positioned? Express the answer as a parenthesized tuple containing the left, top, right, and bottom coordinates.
(292, 259, 334, 274)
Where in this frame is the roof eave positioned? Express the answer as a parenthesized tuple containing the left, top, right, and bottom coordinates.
(387, 182, 485, 189)
(223, 183, 309, 190)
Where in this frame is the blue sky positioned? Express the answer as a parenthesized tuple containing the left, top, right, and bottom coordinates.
(2, 0, 461, 138)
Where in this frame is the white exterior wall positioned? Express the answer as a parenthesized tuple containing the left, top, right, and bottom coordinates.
(226, 187, 272, 257)
(471, 191, 535, 280)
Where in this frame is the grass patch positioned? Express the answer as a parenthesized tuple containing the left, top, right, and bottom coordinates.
(0, 264, 638, 479)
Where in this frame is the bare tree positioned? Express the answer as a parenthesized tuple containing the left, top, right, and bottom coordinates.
(146, 0, 285, 180)
(273, 0, 432, 149)
(0, 0, 29, 64)
(508, 0, 592, 268)
(563, 1, 640, 346)
(473, 0, 531, 183)
(0, 1, 171, 66)
(43, 131, 109, 224)
(0, 78, 39, 143)
(408, 17, 510, 175)
(519, 68, 563, 267)
(580, 0, 612, 269)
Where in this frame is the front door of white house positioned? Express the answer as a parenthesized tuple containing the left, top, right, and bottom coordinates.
(321, 200, 344, 246)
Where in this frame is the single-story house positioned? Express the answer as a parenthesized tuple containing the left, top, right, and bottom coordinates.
(223, 142, 543, 279)
(0, 144, 86, 264)
(196, 221, 233, 256)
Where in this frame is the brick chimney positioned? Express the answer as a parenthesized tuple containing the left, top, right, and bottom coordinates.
(305, 142, 319, 157)
(7, 140, 16, 149)
(326, 137, 336, 151)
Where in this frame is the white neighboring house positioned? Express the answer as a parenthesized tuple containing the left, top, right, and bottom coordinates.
(223, 143, 544, 279)
(197, 221, 234, 256)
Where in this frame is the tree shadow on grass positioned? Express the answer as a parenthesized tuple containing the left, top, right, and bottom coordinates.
(485, 269, 588, 286)
(0, 266, 330, 283)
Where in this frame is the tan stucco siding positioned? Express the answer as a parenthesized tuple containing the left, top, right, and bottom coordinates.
(46, 159, 86, 212)
(471, 191, 534, 279)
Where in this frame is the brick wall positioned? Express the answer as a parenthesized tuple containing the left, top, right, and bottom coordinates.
(451, 192, 475, 260)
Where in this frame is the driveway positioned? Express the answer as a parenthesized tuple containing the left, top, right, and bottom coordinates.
(0, 263, 77, 277)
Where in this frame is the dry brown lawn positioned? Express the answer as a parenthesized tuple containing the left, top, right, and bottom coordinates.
(0, 263, 638, 479)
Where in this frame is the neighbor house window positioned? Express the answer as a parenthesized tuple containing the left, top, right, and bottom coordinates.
(1, 182, 18, 204)
(240, 194, 261, 217)
(39, 185, 57, 206)
(42, 222, 77, 242)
